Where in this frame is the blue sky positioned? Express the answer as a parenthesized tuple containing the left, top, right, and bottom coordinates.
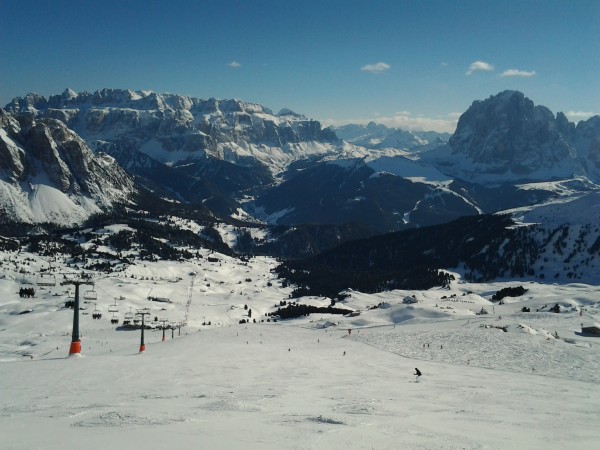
(1, 0, 598, 132)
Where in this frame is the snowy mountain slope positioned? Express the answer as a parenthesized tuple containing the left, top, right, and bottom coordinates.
(0, 109, 136, 225)
(365, 154, 453, 185)
(490, 189, 600, 283)
(3, 89, 358, 220)
(248, 157, 480, 232)
(1, 231, 600, 449)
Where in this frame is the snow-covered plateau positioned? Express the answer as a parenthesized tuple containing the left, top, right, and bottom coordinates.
(1, 237, 599, 449)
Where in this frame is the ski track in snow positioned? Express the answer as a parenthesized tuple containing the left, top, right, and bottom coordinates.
(351, 317, 600, 383)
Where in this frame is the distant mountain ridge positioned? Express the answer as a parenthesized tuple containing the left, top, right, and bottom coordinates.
(5, 88, 340, 174)
(333, 122, 450, 151)
(2, 88, 600, 236)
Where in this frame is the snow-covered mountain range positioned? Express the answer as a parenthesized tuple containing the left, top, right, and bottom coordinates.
(332, 121, 450, 151)
(5, 88, 341, 174)
(2, 88, 600, 236)
(253, 91, 600, 231)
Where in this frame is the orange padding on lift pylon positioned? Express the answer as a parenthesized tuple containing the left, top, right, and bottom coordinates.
(139, 345, 146, 353)
(69, 340, 81, 355)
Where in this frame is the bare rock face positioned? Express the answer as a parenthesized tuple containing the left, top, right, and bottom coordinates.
(0, 109, 27, 181)
(0, 107, 136, 224)
(575, 116, 600, 178)
(448, 91, 578, 178)
(29, 120, 72, 191)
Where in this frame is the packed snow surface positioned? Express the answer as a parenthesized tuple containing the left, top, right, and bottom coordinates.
(1, 243, 600, 449)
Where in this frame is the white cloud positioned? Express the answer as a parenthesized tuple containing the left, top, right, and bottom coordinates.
(323, 111, 459, 134)
(361, 62, 391, 74)
(500, 69, 536, 78)
(466, 61, 494, 75)
(227, 61, 241, 68)
(565, 111, 599, 122)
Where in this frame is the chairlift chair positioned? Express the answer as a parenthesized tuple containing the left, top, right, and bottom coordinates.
(108, 300, 119, 313)
(84, 288, 97, 301)
(110, 313, 119, 325)
(92, 303, 102, 320)
(36, 273, 56, 287)
(124, 308, 134, 320)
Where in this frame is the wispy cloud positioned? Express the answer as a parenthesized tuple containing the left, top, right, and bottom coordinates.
(566, 111, 599, 122)
(227, 61, 241, 68)
(500, 69, 536, 78)
(466, 61, 494, 75)
(323, 111, 459, 134)
(361, 62, 391, 74)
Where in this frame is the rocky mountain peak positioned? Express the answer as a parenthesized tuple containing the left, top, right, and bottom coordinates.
(0, 111, 136, 224)
(61, 88, 78, 101)
(446, 90, 578, 180)
(277, 108, 306, 119)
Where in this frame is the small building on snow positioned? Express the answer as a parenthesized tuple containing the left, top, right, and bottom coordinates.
(581, 322, 600, 336)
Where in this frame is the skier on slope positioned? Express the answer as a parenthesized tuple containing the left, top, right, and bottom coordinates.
(414, 368, 422, 382)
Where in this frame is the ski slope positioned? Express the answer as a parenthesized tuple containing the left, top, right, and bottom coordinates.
(1, 244, 600, 449)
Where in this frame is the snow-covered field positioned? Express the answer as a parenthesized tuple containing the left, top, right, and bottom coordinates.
(1, 243, 600, 449)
